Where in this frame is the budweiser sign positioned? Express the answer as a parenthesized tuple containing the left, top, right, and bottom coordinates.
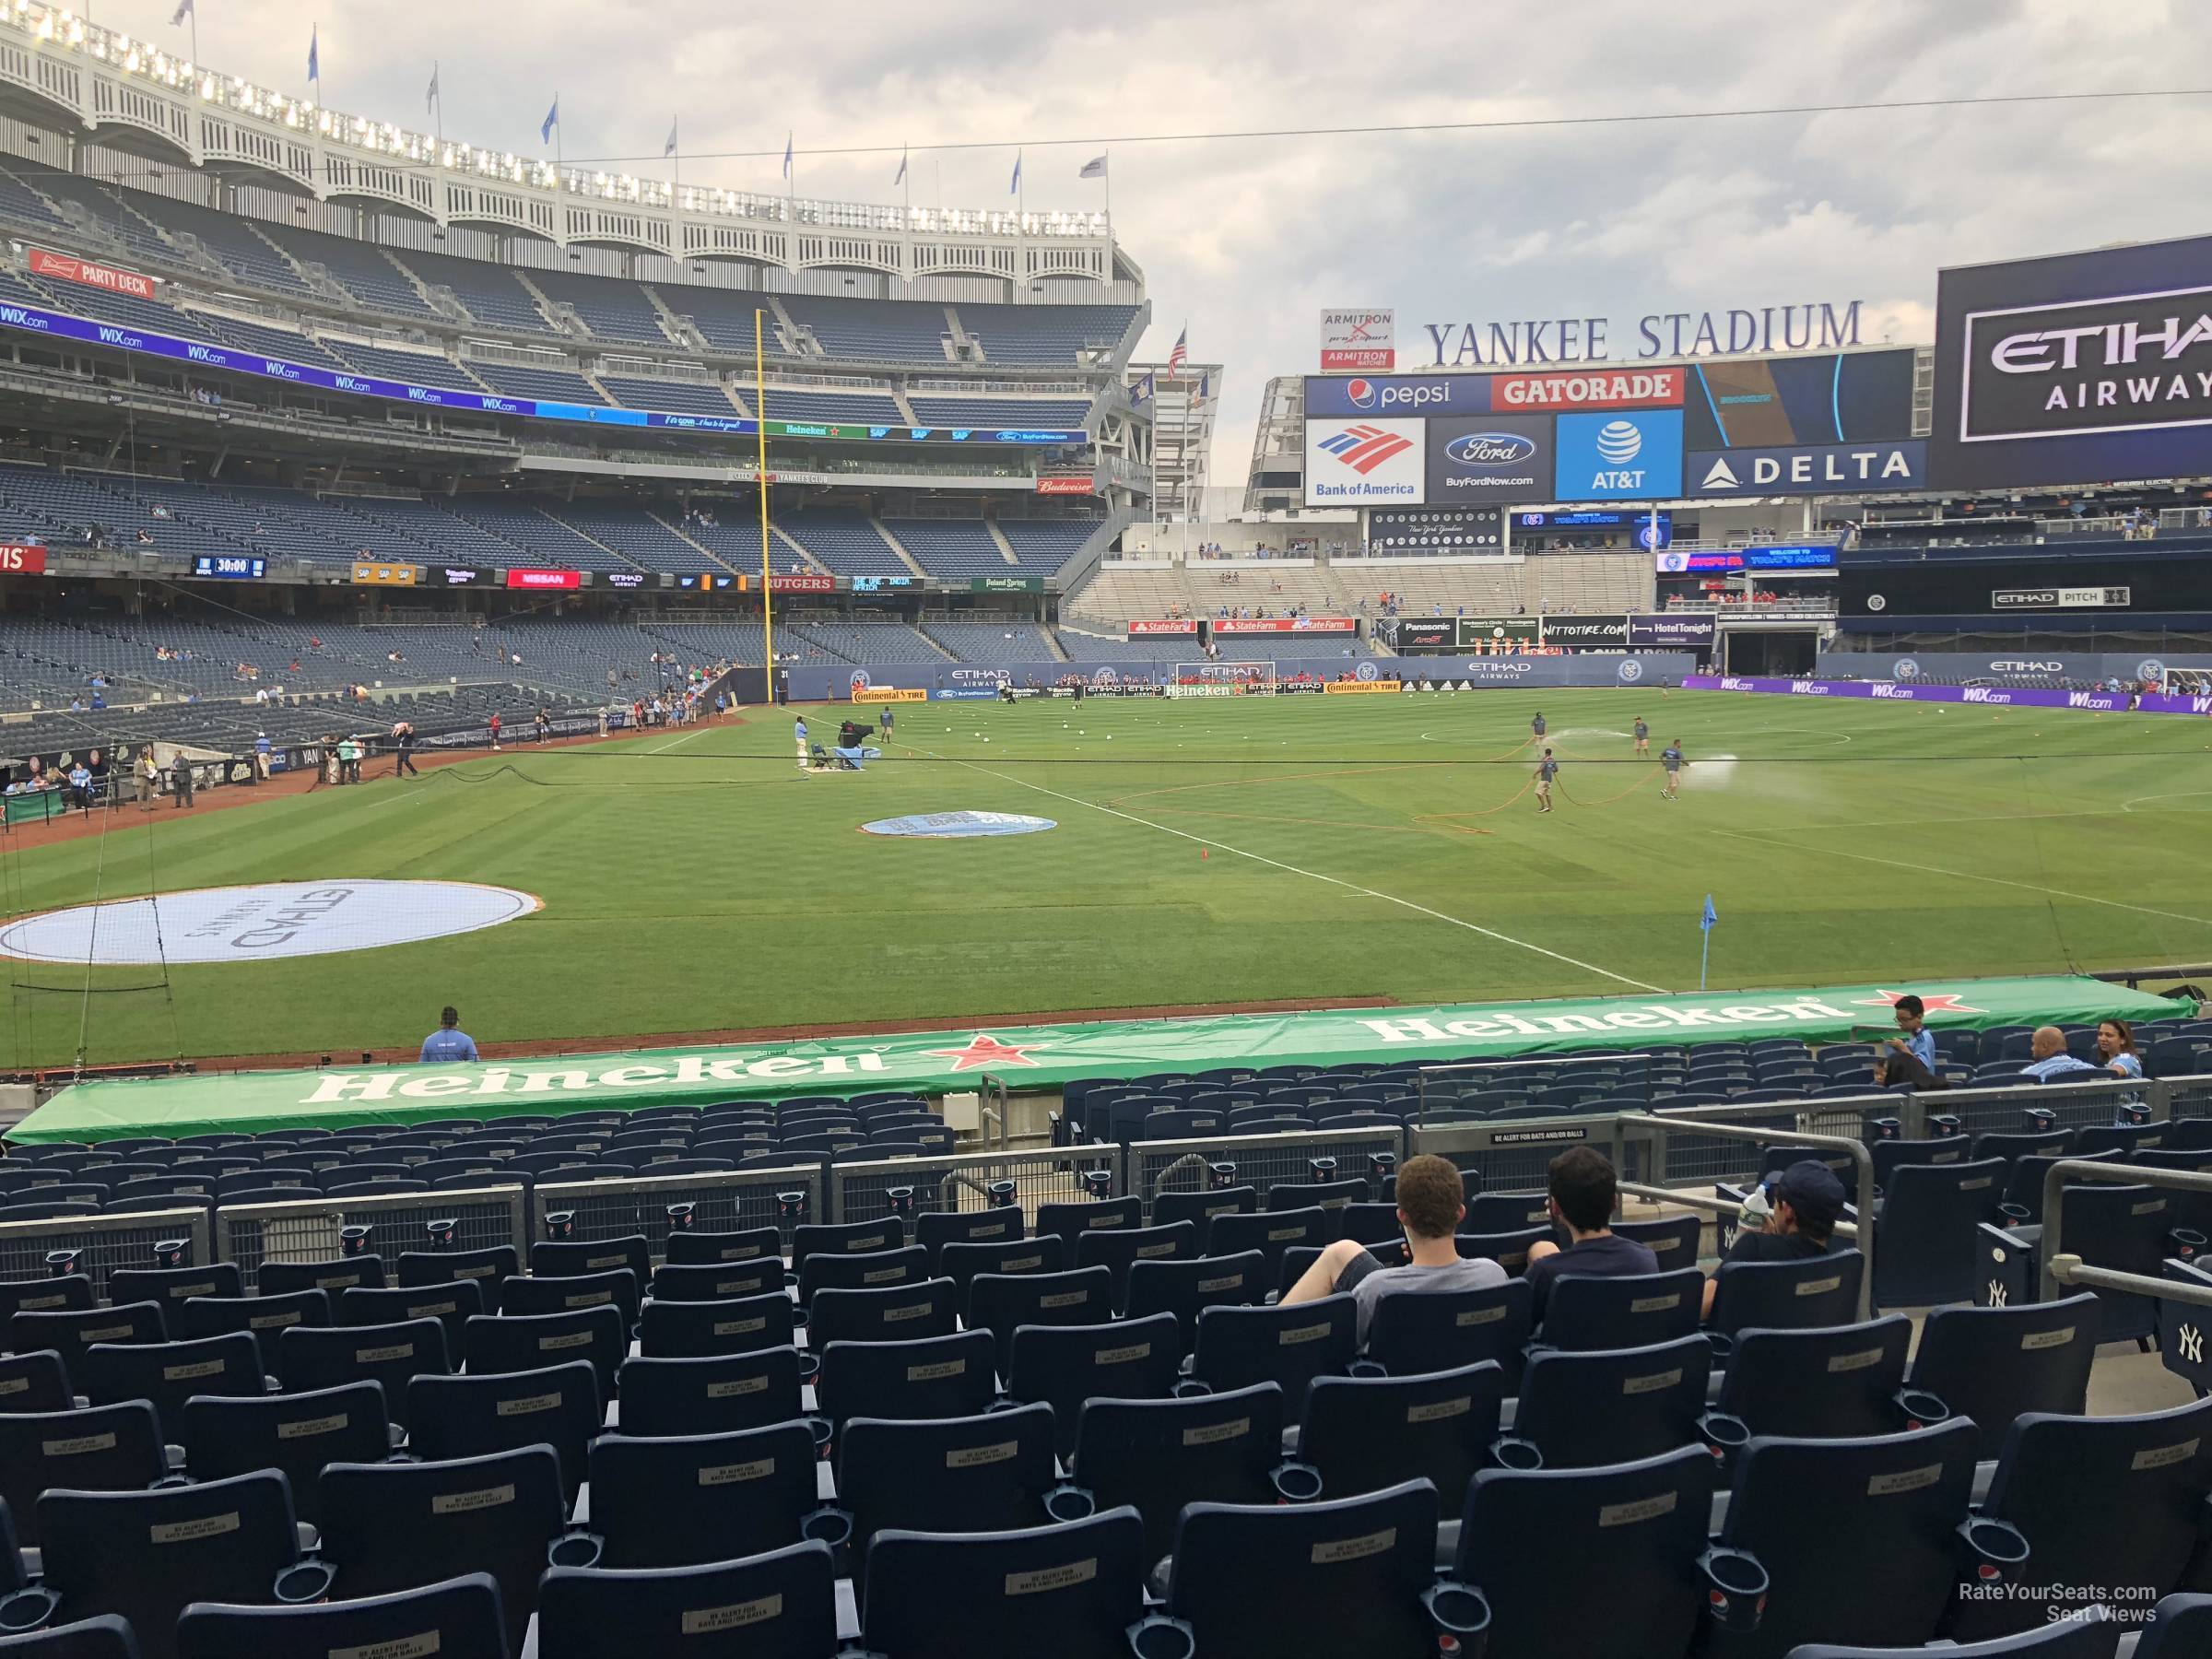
(1034, 477, 1095, 496)
(29, 248, 157, 301)
(1127, 619, 1199, 637)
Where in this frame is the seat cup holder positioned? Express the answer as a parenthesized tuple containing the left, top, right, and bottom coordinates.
(1698, 1547, 1767, 1632)
(1269, 1461, 1323, 1502)
(1489, 1436, 1542, 1472)
(800, 1507, 853, 1547)
(1043, 1483, 1096, 1523)
(274, 1561, 336, 1605)
(1126, 1614, 1196, 1659)
(0, 1588, 58, 1632)
(1895, 1389, 1950, 1429)
(1959, 1516, 2030, 1587)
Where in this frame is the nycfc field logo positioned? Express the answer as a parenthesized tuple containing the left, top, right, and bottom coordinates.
(1617, 659, 1644, 683)
(848, 669, 872, 692)
(2139, 658, 2168, 684)
(0, 881, 540, 965)
(1891, 658, 1921, 679)
(1355, 660, 1380, 681)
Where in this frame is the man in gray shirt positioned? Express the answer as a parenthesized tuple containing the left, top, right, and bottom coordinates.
(1280, 1153, 1504, 1344)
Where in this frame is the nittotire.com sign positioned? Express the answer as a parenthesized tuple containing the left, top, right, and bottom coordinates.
(0, 880, 540, 964)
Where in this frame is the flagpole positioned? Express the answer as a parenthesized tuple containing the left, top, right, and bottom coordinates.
(430, 62, 441, 151)
(671, 117, 679, 206)
(1700, 923, 1711, 992)
(1103, 147, 1111, 222)
(187, 6, 197, 74)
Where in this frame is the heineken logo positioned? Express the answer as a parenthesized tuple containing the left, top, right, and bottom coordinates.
(1365, 995, 1858, 1044)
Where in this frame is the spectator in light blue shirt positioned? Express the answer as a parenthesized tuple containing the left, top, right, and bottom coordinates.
(2021, 1026, 2098, 1081)
(2095, 1019, 2144, 1079)
(1875, 994, 1940, 1087)
(419, 1006, 478, 1064)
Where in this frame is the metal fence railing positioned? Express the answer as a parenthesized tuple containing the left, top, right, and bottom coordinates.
(2041, 1159, 2212, 1304)
(1931, 1077, 2149, 1138)
(827, 1147, 1118, 1229)
(218, 1187, 527, 1293)
(0, 1206, 211, 1301)
(1127, 1128, 1400, 1222)
(1408, 1117, 1646, 1197)
(531, 1167, 823, 1255)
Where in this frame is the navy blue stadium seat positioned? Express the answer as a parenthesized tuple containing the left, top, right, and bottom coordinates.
(1124, 1250, 1265, 1355)
(1160, 1481, 1441, 1658)
(396, 1245, 518, 1304)
(1266, 1177, 1367, 1217)
(637, 1290, 794, 1359)
(938, 1235, 1065, 1319)
(1908, 1293, 2100, 1461)
(1073, 1220, 1194, 1312)
(965, 1265, 1112, 1376)
(612, 1347, 806, 1439)
(0, 1403, 164, 1547)
(1535, 1267, 1703, 1351)
(789, 1216, 906, 1277)
(808, 1277, 958, 1348)
(337, 1280, 483, 1359)
(795, 1244, 927, 1306)
(1455, 1226, 1550, 1277)
(647, 1257, 784, 1302)
(172, 1290, 330, 1371)
(1980, 1182, 2172, 1343)
(1297, 1361, 1504, 1517)
(407, 1360, 600, 1500)
(816, 1330, 996, 1435)
(664, 1225, 781, 1266)
(1006, 1314, 1181, 1458)
(584, 1421, 825, 1567)
(1364, 1277, 1532, 1384)
(835, 1404, 1059, 1577)
(0, 1277, 91, 1322)
(535, 1540, 838, 1659)
(33, 1472, 307, 1659)
(176, 1572, 505, 1659)
(256, 1255, 384, 1298)
(1509, 1335, 1712, 1469)
(1204, 1206, 1329, 1282)
(860, 1507, 1146, 1659)
(0, 1350, 72, 1415)
(0, 1618, 145, 1657)
(1149, 1184, 1256, 1237)
(82, 1332, 264, 1427)
(1711, 1315, 1919, 1443)
(278, 1318, 447, 1430)
(2137, 1594, 2212, 1659)
(9, 1303, 164, 1378)
(1705, 1250, 1865, 1352)
(1870, 1159, 2007, 1310)
(318, 1447, 564, 1656)
(107, 1263, 243, 1308)
(1066, 1383, 1287, 1565)
(1187, 1294, 1356, 1425)
(500, 1267, 640, 1331)
(177, 1382, 390, 1525)
(1034, 1195, 1142, 1242)
(464, 1305, 625, 1400)
(913, 1206, 1024, 1263)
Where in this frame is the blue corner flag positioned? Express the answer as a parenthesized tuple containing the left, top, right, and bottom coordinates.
(1700, 894, 1717, 933)
(1699, 894, 1717, 989)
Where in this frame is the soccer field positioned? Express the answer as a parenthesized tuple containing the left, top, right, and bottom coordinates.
(4, 687, 2211, 1069)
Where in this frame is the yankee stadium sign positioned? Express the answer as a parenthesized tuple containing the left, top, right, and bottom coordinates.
(1420, 301, 1864, 367)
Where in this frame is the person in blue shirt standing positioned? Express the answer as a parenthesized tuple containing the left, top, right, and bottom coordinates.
(1661, 739, 1684, 799)
(253, 730, 272, 785)
(1531, 711, 1546, 740)
(879, 705, 895, 742)
(419, 1006, 478, 1064)
(1534, 747, 1557, 814)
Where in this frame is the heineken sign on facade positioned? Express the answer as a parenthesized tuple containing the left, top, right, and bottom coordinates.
(13, 976, 2181, 1142)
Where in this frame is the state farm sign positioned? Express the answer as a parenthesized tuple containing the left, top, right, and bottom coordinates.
(29, 247, 157, 301)
(1127, 619, 1199, 637)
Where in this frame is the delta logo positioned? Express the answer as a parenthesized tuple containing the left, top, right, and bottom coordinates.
(1319, 424, 1416, 474)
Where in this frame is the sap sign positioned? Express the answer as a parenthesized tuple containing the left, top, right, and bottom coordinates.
(1553, 410, 1684, 500)
(1688, 440, 1926, 495)
(1303, 418, 1424, 505)
(1302, 373, 1485, 418)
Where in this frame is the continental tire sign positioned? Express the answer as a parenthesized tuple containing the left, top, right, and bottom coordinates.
(851, 686, 928, 703)
(1324, 679, 1402, 694)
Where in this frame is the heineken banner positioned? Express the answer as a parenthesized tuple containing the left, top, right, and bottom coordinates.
(12, 975, 2182, 1142)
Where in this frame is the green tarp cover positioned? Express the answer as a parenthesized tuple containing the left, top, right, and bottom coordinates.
(8, 974, 2188, 1143)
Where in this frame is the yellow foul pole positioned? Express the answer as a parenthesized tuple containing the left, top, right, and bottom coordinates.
(755, 308, 773, 705)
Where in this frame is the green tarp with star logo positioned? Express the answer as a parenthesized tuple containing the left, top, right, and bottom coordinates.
(8, 974, 2188, 1142)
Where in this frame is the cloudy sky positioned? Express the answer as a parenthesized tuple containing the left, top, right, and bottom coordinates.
(117, 0, 2211, 476)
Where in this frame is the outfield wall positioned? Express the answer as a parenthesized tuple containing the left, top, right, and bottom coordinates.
(1687, 673, 2212, 714)
(1815, 652, 2212, 682)
(788, 653, 1697, 700)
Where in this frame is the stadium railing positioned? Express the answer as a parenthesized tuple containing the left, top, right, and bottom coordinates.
(1127, 1127, 1402, 1223)
(2039, 1159, 2212, 1303)
(826, 1145, 1115, 1228)
(0, 1205, 208, 1301)
(219, 1185, 525, 1293)
(530, 1166, 823, 1255)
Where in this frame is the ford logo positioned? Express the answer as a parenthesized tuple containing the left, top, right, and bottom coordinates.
(1444, 432, 1536, 466)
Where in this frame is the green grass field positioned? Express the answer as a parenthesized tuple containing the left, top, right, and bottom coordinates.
(5, 687, 2212, 1069)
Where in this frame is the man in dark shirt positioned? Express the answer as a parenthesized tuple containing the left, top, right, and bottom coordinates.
(1700, 1159, 1844, 1318)
(1521, 1147, 1659, 1325)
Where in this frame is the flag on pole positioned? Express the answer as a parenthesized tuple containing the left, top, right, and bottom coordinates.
(782, 132, 793, 180)
(540, 98, 559, 144)
(426, 64, 440, 113)
(1167, 326, 1187, 374)
(1078, 154, 1107, 180)
(893, 148, 907, 185)
(1130, 370, 1154, 404)
(1009, 151, 1022, 194)
(665, 119, 678, 158)
(306, 26, 319, 87)
(171, 0, 193, 26)
(1197, 370, 1211, 403)
(1700, 895, 1717, 932)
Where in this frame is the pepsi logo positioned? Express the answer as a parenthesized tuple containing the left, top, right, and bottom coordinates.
(1345, 379, 1376, 409)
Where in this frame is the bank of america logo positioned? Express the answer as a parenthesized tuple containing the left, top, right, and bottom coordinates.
(1319, 424, 1414, 473)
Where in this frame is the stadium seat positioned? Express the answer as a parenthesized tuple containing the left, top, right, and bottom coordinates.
(178, 1382, 390, 1525)
(1450, 1445, 1716, 1659)
(1981, 1182, 2171, 1342)
(2137, 1594, 2212, 1659)
(1949, 1395, 2212, 1641)
(1612, 1212, 1703, 1273)
(790, 1216, 906, 1276)
(1869, 1159, 2007, 1309)
(1033, 1195, 1143, 1242)
(318, 1447, 566, 1656)
(0, 1277, 91, 1322)
(1160, 1481, 1441, 1657)
(396, 1245, 518, 1303)
(1363, 1277, 1533, 1383)
(937, 1235, 1065, 1319)
(1455, 1226, 1550, 1277)
(912, 1206, 1024, 1263)
(107, 1262, 243, 1307)
(277, 1318, 448, 1430)
(9, 1303, 164, 1378)
(1711, 1315, 1926, 1453)
(1297, 1360, 1505, 1516)
(1534, 1267, 1703, 1351)
(858, 1508, 1147, 1659)
(1205, 1206, 1330, 1282)
(0, 1350, 72, 1415)
(256, 1255, 385, 1297)
(1186, 1294, 1357, 1424)
(647, 1257, 785, 1302)
(1907, 1293, 2100, 1461)
(534, 1539, 839, 1659)
(0, 1618, 145, 1657)
(1006, 1313, 1181, 1458)
(965, 1266, 1113, 1375)
(173, 1289, 331, 1371)
(1998, 1145, 2121, 1226)
(1124, 1250, 1265, 1355)
(815, 1330, 996, 1436)
(337, 1280, 484, 1358)
(1059, 1382, 1286, 1564)
(407, 1360, 601, 1500)
(834, 1403, 1059, 1579)
(638, 1290, 794, 1359)
(175, 1572, 506, 1659)
(1149, 1184, 1257, 1237)
(533, 1235, 650, 1286)
(663, 1225, 781, 1265)
(32, 1472, 310, 1659)
(807, 1277, 957, 1348)
(583, 1420, 828, 1568)
(1266, 1178, 1366, 1216)
(0, 1403, 165, 1547)
(794, 1244, 928, 1306)
(1872, 1134, 1973, 1190)
(463, 1305, 625, 1400)
(1705, 1250, 1865, 1353)
(1073, 1220, 1195, 1312)
(82, 1332, 265, 1426)
(500, 1268, 640, 1332)
(1509, 1335, 1712, 1469)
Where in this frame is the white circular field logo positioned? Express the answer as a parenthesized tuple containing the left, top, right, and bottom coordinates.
(0, 880, 540, 965)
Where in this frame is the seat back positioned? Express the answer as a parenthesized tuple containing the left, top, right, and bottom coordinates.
(535, 1539, 838, 1659)
(1071, 1384, 1286, 1566)
(407, 1360, 601, 1500)
(816, 1330, 995, 1435)
(500, 1269, 640, 1332)
(965, 1266, 1112, 1376)
(9, 1303, 164, 1378)
(1124, 1251, 1265, 1356)
(0, 1350, 73, 1415)
(647, 1258, 785, 1303)
(106, 1263, 243, 1309)
(1910, 1294, 2100, 1462)
(2052, 1182, 2178, 1344)
(1167, 1481, 1438, 1659)
(1032, 1195, 1142, 1243)
(276, 1319, 449, 1431)
(0, 1615, 145, 1657)
(1715, 1315, 1913, 1440)
(319, 1447, 566, 1656)
(532, 1235, 650, 1287)
(794, 1244, 927, 1306)
(0, 1276, 92, 1322)
(937, 1236, 1065, 1322)
(256, 1255, 385, 1298)
(664, 1225, 781, 1266)
(39, 1472, 300, 1659)
(1300, 1362, 1504, 1518)
(1612, 1213, 1704, 1274)
(2138, 1594, 2212, 1659)
(1189, 1295, 1357, 1425)
(1537, 1267, 1704, 1352)
(1071, 1220, 1194, 1313)
(82, 1333, 264, 1427)
(173, 1289, 332, 1372)
(837, 1404, 1057, 1576)
(177, 1382, 390, 1526)
(1513, 1335, 1712, 1468)
(337, 1281, 484, 1359)
(1707, 1249, 1865, 1337)
(1006, 1314, 1180, 1460)
(1872, 1159, 2007, 1309)
(637, 1290, 794, 1359)
(395, 1246, 518, 1306)
(1149, 1185, 1256, 1240)
(1873, 1134, 1972, 1188)
(860, 1508, 1144, 1659)
(587, 1420, 819, 1569)
(612, 1348, 805, 1440)
(1719, 1420, 1981, 1654)
(1457, 1446, 1716, 1659)
(176, 1571, 506, 1659)
(0, 1403, 165, 1547)
(789, 1216, 907, 1278)
(463, 1305, 625, 1401)
(806, 1277, 958, 1348)
(912, 1206, 1025, 1263)
(1364, 1278, 1532, 1384)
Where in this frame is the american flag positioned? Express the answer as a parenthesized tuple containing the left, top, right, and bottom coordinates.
(1167, 327, 1187, 374)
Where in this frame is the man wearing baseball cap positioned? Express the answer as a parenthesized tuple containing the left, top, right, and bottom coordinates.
(1700, 1159, 1845, 1319)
